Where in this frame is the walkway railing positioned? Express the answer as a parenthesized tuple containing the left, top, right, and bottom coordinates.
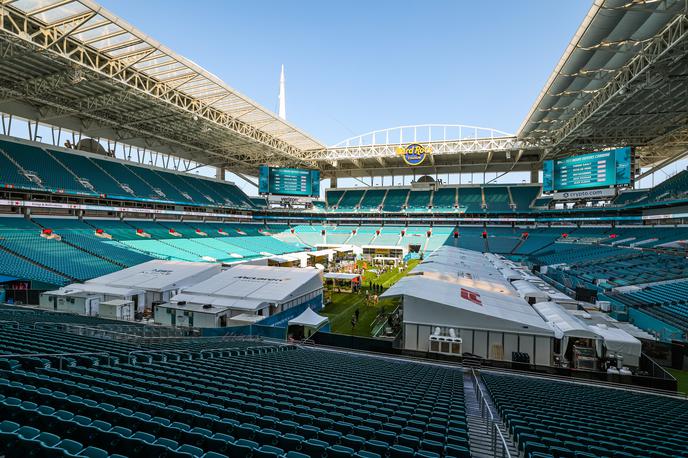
(126, 344, 285, 365)
(33, 322, 198, 344)
(471, 369, 512, 458)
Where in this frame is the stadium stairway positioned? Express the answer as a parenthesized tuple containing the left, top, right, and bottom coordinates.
(462, 371, 518, 458)
(509, 237, 526, 255)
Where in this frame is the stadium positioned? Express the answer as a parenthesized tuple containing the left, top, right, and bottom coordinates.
(0, 0, 687, 457)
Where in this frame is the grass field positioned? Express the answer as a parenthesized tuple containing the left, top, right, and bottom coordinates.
(320, 292, 397, 337)
(320, 259, 420, 336)
(667, 368, 688, 394)
(361, 259, 420, 288)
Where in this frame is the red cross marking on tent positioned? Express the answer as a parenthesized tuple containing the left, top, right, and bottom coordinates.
(461, 288, 482, 306)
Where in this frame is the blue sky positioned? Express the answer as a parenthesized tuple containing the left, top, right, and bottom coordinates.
(98, 0, 591, 146)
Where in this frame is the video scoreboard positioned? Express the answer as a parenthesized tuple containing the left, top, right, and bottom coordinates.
(543, 147, 632, 193)
(258, 166, 320, 198)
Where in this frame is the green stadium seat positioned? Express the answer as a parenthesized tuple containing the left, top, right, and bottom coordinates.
(389, 444, 416, 458)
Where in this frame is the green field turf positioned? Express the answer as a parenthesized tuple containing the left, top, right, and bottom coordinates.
(320, 292, 396, 337)
(320, 259, 419, 336)
(667, 368, 688, 394)
(361, 259, 420, 288)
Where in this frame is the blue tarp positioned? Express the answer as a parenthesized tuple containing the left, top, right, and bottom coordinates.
(0, 275, 18, 284)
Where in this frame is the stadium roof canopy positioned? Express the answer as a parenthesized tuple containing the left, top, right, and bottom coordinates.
(0, 0, 324, 175)
(518, 0, 688, 175)
(0, 0, 687, 179)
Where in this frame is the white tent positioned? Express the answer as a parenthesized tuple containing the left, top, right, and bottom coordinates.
(511, 280, 550, 304)
(382, 245, 555, 365)
(169, 265, 323, 317)
(83, 260, 221, 309)
(589, 324, 642, 367)
(288, 307, 328, 339)
(533, 301, 599, 340)
(288, 307, 329, 328)
(385, 276, 554, 335)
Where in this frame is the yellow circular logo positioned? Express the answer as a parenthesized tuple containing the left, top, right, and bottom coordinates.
(396, 143, 432, 166)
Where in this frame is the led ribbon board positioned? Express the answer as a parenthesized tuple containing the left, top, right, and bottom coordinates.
(543, 146, 632, 193)
(259, 166, 320, 197)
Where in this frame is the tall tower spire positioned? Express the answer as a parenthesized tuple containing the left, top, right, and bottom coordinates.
(278, 64, 286, 120)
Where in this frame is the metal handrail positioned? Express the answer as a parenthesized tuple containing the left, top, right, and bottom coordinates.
(0, 320, 19, 328)
(34, 322, 202, 343)
(35, 322, 150, 343)
(494, 424, 512, 458)
(472, 369, 512, 458)
(0, 351, 111, 370)
(479, 365, 688, 400)
(140, 334, 262, 342)
(125, 343, 272, 365)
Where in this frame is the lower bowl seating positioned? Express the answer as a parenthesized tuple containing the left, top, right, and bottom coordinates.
(482, 372, 688, 458)
(0, 323, 471, 458)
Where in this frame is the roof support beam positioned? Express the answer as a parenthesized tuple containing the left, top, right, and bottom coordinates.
(546, 14, 688, 153)
(0, 1, 319, 166)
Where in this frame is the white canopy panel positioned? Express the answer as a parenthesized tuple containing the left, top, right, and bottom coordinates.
(532, 301, 599, 340)
(288, 307, 328, 328)
(384, 276, 553, 335)
(85, 260, 221, 291)
(174, 264, 322, 307)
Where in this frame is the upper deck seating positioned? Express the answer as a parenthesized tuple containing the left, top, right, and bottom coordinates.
(359, 190, 386, 211)
(406, 190, 431, 212)
(483, 187, 511, 212)
(0, 140, 90, 195)
(336, 190, 365, 211)
(458, 188, 483, 213)
(509, 186, 540, 212)
(382, 189, 409, 212)
(432, 188, 456, 212)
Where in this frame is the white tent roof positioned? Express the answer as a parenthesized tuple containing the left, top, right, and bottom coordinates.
(589, 324, 641, 361)
(172, 265, 322, 310)
(49, 284, 143, 297)
(170, 294, 267, 311)
(533, 301, 599, 340)
(511, 280, 550, 302)
(383, 276, 553, 335)
(412, 259, 504, 282)
(308, 249, 336, 257)
(409, 246, 515, 291)
(288, 308, 329, 328)
(85, 260, 220, 291)
(410, 272, 518, 298)
(382, 245, 553, 335)
(500, 268, 524, 281)
(158, 302, 229, 315)
(323, 273, 361, 281)
(270, 252, 308, 263)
